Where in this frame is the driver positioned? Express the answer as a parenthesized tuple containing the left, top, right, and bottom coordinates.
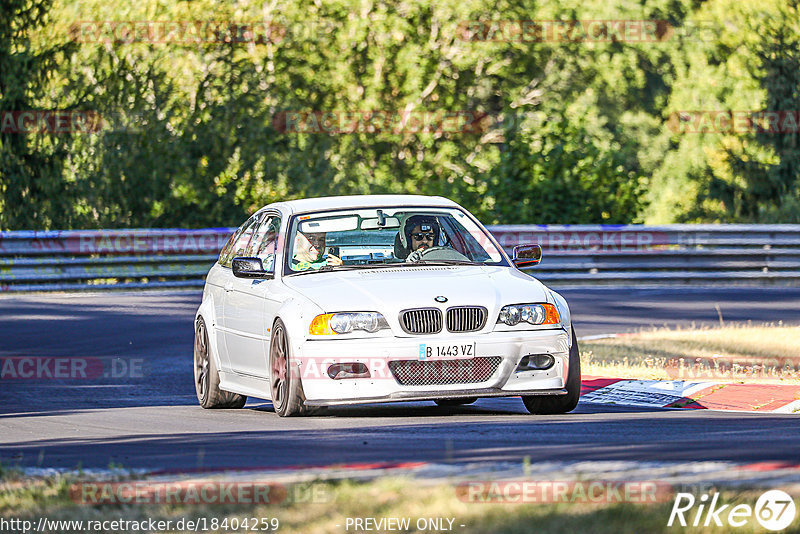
(400, 215, 442, 262)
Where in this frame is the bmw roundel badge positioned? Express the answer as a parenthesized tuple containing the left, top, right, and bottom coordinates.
(434, 296, 448, 303)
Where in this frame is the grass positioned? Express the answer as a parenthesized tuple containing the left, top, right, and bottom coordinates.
(1, 472, 797, 533)
(580, 323, 800, 383)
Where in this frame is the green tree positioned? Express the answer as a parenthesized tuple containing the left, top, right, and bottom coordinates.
(6, 0, 756, 228)
(657, 0, 800, 223)
(491, 114, 645, 223)
(715, 2, 800, 221)
(0, 0, 78, 229)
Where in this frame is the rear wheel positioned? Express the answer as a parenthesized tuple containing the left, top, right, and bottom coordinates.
(434, 397, 478, 407)
(194, 317, 247, 409)
(269, 319, 318, 417)
(522, 328, 581, 415)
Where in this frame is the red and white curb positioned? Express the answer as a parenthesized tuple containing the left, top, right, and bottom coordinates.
(581, 376, 800, 413)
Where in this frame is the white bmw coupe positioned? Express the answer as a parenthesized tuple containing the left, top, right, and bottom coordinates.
(194, 195, 580, 416)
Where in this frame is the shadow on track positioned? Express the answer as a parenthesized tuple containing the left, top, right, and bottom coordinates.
(2, 408, 800, 471)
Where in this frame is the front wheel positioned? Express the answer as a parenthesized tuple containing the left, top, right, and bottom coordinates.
(522, 328, 581, 415)
(194, 317, 247, 409)
(269, 319, 318, 417)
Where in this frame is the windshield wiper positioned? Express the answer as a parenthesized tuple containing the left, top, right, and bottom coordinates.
(295, 263, 401, 274)
(410, 260, 481, 266)
(286, 265, 358, 275)
(316, 264, 363, 272)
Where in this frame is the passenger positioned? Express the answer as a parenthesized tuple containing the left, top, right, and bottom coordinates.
(292, 232, 343, 270)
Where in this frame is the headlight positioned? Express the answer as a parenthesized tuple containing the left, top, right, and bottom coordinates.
(309, 312, 390, 335)
(497, 303, 560, 326)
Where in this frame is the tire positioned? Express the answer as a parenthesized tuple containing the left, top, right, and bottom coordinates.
(434, 397, 478, 407)
(269, 319, 319, 417)
(522, 327, 581, 415)
(194, 317, 247, 409)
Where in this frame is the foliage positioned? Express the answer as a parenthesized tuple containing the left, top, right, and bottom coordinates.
(717, 1, 800, 221)
(1, 0, 798, 228)
(658, 0, 800, 223)
(0, 0, 79, 229)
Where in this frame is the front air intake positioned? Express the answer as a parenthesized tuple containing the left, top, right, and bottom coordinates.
(399, 308, 443, 335)
(446, 306, 487, 333)
(389, 357, 502, 386)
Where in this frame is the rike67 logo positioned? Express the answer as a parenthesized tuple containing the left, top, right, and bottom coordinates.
(668, 490, 797, 531)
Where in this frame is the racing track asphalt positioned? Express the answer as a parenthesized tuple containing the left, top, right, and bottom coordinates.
(1, 287, 799, 470)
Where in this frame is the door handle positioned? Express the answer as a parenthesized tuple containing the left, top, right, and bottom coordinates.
(224, 282, 234, 292)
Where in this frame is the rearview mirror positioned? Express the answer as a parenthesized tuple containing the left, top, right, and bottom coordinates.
(512, 244, 542, 268)
(361, 217, 400, 230)
(232, 257, 273, 279)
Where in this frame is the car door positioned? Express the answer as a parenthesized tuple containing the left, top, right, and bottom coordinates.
(224, 213, 282, 378)
(205, 262, 233, 369)
(214, 213, 262, 371)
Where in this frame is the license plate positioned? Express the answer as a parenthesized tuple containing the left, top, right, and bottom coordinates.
(418, 342, 476, 360)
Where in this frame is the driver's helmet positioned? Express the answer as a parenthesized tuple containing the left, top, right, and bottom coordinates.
(396, 214, 442, 258)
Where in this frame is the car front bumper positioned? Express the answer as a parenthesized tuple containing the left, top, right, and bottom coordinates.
(294, 328, 572, 405)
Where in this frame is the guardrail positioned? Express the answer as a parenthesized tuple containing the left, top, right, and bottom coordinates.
(0, 229, 232, 292)
(491, 224, 800, 284)
(1, 225, 799, 292)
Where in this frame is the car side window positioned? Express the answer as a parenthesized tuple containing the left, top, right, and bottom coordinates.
(218, 214, 262, 268)
(245, 215, 281, 273)
(218, 232, 237, 266)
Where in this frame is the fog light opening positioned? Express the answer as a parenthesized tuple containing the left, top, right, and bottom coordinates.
(327, 362, 370, 380)
(516, 354, 555, 371)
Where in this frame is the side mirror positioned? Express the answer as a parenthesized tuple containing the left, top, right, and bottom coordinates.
(512, 244, 542, 268)
(232, 257, 272, 279)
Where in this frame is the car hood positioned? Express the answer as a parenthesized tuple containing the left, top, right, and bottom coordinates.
(282, 265, 549, 319)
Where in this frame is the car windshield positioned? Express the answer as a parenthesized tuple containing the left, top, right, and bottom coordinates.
(284, 206, 506, 274)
